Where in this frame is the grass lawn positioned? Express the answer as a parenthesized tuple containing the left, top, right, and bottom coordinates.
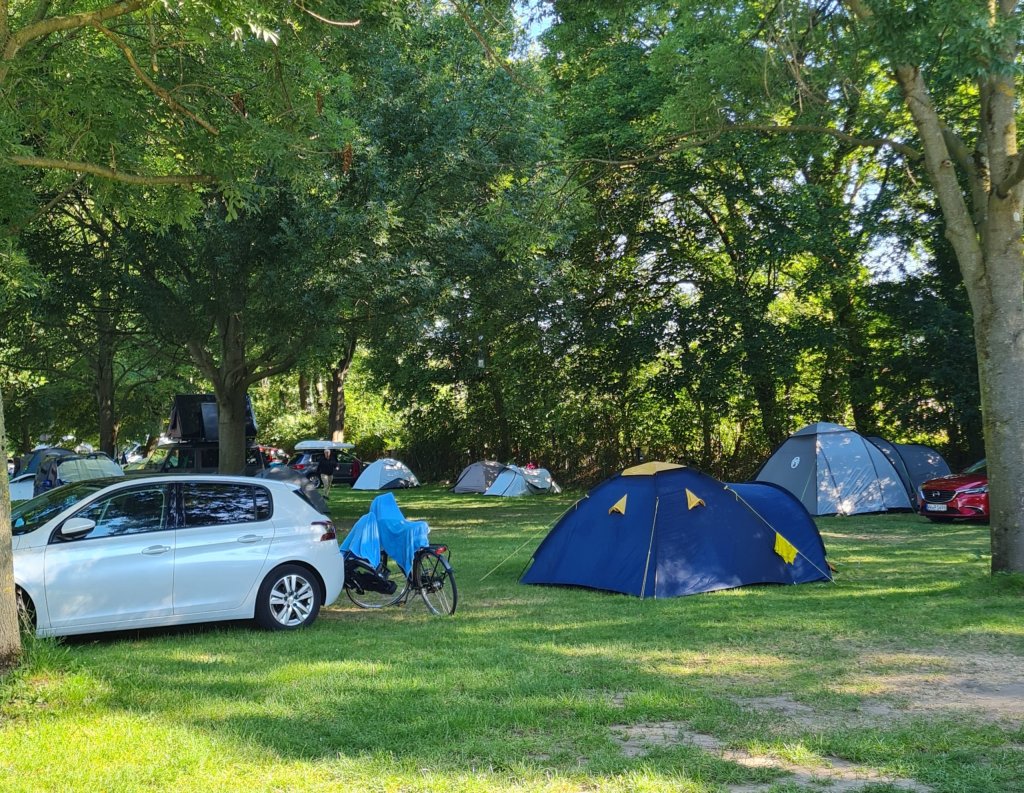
(2, 485, 1022, 792)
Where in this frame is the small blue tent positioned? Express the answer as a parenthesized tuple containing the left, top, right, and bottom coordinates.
(521, 462, 831, 598)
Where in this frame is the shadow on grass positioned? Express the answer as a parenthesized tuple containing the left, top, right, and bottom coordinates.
(17, 495, 1024, 791)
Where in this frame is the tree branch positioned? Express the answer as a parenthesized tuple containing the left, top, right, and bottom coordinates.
(294, 1, 360, 27)
(557, 123, 920, 168)
(10, 155, 214, 185)
(94, 22, 220, 136)
(678, 124, 921, 160)
(450, 0, 537, 93)
(0, 0, 152, 82)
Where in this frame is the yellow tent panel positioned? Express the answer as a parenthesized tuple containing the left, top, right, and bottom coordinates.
(685, 489, 706, 509)
(608, 495, 628, 515)
(622, 461, 685, 476)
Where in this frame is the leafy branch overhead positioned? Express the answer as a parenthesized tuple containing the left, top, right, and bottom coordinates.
(0, 0, 359, 204)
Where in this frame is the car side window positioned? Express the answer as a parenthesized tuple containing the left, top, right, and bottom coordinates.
(65, 487, 169, 540)
(180, 483, 272, 527)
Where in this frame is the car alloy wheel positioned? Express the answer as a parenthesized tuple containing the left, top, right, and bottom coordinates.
(256, 564, 322, 630)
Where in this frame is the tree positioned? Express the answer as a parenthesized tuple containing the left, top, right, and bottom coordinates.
(0, 0, 364, 664)
(542, 0, 1024, 572)
(841, 0, 1024, 573)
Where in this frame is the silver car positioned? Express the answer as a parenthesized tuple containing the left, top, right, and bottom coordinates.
(12, 475, 345, 637)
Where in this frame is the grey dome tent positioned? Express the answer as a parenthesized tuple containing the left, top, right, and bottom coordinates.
(866, 436, 951, 500)
(483, 465, 561, 497)
(452, 460, 507, 494)
(353, 458, 420, 490)
(755, 422, 912, 515)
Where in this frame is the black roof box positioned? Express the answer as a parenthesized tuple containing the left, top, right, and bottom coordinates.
(167, 394, 257, 441)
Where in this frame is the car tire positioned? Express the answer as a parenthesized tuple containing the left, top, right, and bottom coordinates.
(254, 564, 323, 631)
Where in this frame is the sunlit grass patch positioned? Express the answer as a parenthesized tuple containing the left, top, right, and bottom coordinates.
(1, 490, 1021, 791)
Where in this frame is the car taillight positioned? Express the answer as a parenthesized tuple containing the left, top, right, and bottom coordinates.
(313, 520, 337, 541)
(294, 463, 306, 471)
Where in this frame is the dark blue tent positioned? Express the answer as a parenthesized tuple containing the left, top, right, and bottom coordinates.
(521, 463, 831, 598)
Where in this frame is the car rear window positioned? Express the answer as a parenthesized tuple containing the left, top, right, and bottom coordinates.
(180, 483, 272, 527)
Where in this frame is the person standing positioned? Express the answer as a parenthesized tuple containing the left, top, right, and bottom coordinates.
(317, 450, 338, 497)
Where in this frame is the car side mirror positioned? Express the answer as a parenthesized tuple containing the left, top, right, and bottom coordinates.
(59, 517, 96, 539)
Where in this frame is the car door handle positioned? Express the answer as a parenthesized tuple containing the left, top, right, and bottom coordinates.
(237, 534, 263, 544)
(142, 545, 171, 555)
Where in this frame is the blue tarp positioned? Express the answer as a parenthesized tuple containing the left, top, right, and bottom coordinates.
(340, 492, 429, 575)
(521, 464, 831, 598)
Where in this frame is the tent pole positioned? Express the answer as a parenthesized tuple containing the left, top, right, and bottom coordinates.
(639, 497, 660, 598)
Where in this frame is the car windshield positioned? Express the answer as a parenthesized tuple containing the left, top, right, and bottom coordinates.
(964, 459, 987, 475)
(11, 480, 108, 536)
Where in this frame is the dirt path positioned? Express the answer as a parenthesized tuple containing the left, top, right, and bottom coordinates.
(608, 648, 1022, 792)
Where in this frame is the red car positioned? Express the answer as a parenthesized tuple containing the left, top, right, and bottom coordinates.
(918, 459, 988, 522)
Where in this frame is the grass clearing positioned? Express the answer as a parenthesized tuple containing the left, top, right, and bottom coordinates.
(2, 485, 1023, 792)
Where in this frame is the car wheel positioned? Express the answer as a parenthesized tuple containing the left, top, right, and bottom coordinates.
(254, 564, 322, 630)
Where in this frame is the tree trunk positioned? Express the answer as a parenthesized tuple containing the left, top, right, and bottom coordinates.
(298, 371, 312, 412)
(974, 243, 1024, 573)
(0, 388, 23, 670)
(893, 59, 1024, 573)
(95, 326, 117, 457)
(486, 372, 513, 461)
(214, 313, 248, 474)
(328, 337, 357, 442)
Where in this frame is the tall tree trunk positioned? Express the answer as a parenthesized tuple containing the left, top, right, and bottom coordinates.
(95, 325, 117, 457)
(893, 57, 1024, 573)
(834, 293, 876, 435)
(0, 388, 23, 670)
(214, 313, 249, 474)
(328, 337, 357, 442)
(298, 371, 312, 412)
(486, 372, 513, 461)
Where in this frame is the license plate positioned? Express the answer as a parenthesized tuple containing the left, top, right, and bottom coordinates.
(925, 503, 947, 512)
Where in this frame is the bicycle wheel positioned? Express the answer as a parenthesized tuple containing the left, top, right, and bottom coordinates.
(345, 554, 409, 608)
(414, 548, 458, 615)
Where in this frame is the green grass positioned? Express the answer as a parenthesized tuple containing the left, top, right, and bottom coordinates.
(2, 486, 1023, 792)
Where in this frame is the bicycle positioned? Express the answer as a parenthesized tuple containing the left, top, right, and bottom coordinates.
(339, 492, 458, 615)
(344, 544, 457, 615)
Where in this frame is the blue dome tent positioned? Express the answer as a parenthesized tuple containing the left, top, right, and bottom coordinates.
(521, 462, 831, 598)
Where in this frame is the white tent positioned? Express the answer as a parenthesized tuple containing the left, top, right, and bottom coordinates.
(353, 458, 420, 490)
(483, 465, 561, 497)
(755, 422, 912, 515)
(452, 460, 507, 494)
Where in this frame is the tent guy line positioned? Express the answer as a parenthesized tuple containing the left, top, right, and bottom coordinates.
(724, 485, 836, 584)
(479, 500, 580, 582)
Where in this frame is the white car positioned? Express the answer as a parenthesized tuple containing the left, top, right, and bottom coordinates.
(12, 475, 345, 637)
